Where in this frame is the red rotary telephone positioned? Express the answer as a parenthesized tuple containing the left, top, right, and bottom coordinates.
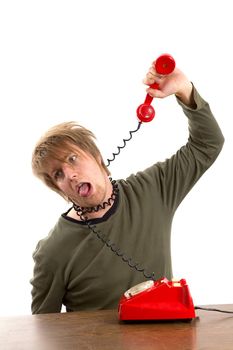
(118, 277, 196, 321)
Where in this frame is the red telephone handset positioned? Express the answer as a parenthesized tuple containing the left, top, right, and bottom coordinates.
(136, 54, 176, 123)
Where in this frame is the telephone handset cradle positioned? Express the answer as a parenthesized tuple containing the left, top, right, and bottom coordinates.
(118, 278, 196, 321)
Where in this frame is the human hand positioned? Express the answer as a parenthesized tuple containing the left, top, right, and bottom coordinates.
(144, 64, 195, 107)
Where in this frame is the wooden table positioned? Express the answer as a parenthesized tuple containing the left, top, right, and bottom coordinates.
(1, 305, 233, 350)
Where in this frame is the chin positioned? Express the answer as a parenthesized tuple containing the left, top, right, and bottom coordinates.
(76, 198, 99, 209)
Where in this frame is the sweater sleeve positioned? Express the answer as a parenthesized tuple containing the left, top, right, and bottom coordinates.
(30, 240, 65, 314)
(154, 85, 224, 212)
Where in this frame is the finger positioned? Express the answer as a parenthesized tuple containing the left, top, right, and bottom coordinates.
(149, 65, 166, 79)
(146, 87, 166, 99)
(143, 73, 164, 86)
(143, 74, 156, 85)
(148, 66, 157, 77)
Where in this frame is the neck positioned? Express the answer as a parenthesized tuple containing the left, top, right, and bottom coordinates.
(69, 178, 119, 221)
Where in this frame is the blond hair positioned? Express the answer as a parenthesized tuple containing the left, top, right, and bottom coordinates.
(32, 121, 110, 199)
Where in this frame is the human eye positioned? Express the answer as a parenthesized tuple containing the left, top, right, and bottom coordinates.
(53, 169, 63, 181)
(68, 154, 77, 164)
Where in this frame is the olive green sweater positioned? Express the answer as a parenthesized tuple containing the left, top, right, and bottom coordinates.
(31, 87, 224, 314)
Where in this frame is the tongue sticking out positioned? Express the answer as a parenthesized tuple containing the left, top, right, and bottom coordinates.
(78, 183, 90, 197)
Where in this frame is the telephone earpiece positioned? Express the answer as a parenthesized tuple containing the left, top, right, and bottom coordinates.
(136, 54, 176, 123)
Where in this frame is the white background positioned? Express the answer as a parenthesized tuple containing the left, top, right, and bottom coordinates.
(0, 0, 232, 316)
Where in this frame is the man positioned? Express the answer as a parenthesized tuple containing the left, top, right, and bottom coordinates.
(30, 63, 224, 314)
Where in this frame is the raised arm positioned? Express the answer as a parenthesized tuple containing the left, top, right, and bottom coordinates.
(143, 64, 225, 211)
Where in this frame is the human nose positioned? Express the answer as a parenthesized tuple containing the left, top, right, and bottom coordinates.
(63, 164, 78, 180)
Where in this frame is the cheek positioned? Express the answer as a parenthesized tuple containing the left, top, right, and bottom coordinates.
(56, 181, 68, 193)
(93, 162, 106, 175)
(93, 168, 105, 181)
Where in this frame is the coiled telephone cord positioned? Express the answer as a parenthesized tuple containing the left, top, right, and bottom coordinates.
(73, 178, 156, 281)
(106, 122, 142, 167)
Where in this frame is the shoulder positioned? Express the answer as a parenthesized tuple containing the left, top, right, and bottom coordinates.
(118, 165, 161, 194)
(32, 220, 62, 264)
(32, 215, 87, 263)
(33, 214, 92, 264)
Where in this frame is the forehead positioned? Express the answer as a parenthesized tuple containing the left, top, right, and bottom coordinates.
(47, 142, 84, 160)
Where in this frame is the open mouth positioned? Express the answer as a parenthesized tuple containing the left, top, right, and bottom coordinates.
(77, 182, 92, 197)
